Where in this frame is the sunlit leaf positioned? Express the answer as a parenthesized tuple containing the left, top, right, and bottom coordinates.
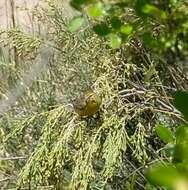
(146, 163, 181, 188)
(156, 124, 174, 144)
(87, 2, 105, 18)
(182, 21, 188, 30)
(174, 179, 188, 190)
(120, 24, 133, 35)
(175, 125, 188, 144)
(174, 126, 188, 163)
(142, 4, 167, 19)
(109, 33, 122, 49)
(68, 16, 85, 32)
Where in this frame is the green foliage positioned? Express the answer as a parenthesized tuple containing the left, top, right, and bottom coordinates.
(146, 163, 182, 188)
(1, 0, 188, 190)
(68, 0, 188, 67)
(108, 33, 122, 49)
(93, 23, 111, 36)
(147, 91, 188, 189)
(67, 0, 188, 188)
(120, 24, 133, 35)
(141, 4, 167, 20)
(69, 0, 136, 48)
(155, 124, 174, 144)
(70, 0, 93, 10)
(130, 122, 149, 163)
(68, 16, 85, 32)
(174, 125, 188, 164)
(87, 2, 105, 18)
(102, 118, 127, 180)
(0, 28, 41, 59)
(110, 17, 122, 30)
(174, 91, 188, 122)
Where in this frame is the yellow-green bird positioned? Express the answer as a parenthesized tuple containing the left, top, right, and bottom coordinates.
(73, 90, 102, 117)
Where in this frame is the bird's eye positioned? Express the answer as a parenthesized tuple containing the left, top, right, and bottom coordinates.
(88, 97, 96, 103)
(91, 99, 96, 103)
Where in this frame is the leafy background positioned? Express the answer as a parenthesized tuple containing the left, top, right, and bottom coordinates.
(0, 0, 188, 190)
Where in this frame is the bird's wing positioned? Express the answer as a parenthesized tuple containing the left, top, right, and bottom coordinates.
(72, 97, 87, 110)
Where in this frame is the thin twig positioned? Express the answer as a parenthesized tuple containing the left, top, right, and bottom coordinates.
(0, 177, 14, 182)
(0, 156, 27, 161)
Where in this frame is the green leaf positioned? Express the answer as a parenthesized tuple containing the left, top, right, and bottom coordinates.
(145, 183, 158, 190)
(111, 17, 122, 30)
(146, 163, 181, 188)
(173, 125, 188, 163)
(175, 125, 188, 144)
(109, 34, 122, 49)
(93, 23, 111, 36)
(70, 0, 92, 10)
(173, 143, 188, 163)
(120, 24, 133, 35)
(174, 91, 188, 122)
(87, 2, 105, 18)
(68, 16, 85, 32)
(70, 0, 85, 10)
(155, 124, 174, 144)
(142, 32, 163, 49)
(142, 4, 167, 19)
(135, 0, 148, 17)
(164, 143, 175, 157)
(144, 64, 156, 82)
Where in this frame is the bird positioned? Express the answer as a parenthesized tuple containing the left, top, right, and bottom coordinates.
(72, 90, 102, 117)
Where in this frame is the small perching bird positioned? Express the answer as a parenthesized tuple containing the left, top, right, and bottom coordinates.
(72, 90, 102, 117)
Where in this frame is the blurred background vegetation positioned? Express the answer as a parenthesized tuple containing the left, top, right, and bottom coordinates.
(0, 0, 188, 190)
